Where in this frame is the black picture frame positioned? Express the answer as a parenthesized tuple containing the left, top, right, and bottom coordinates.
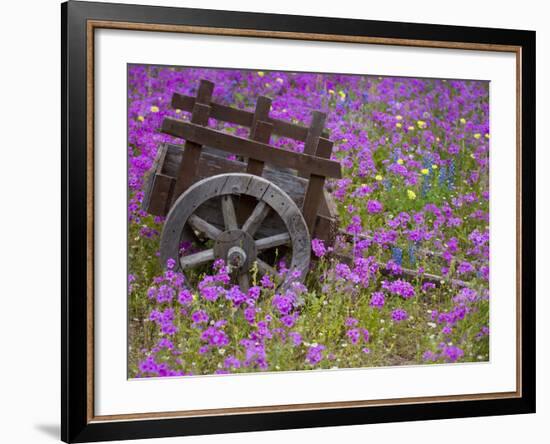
(62, 1, 536, 442)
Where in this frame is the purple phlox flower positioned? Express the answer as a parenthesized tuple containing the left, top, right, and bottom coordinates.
(441, 345, 464, 362)
(306, 344, 326, 365)
(382, 279, 416, 299)
(260, 274, 274, 289)
(166, 258, 176, 270)
(312, 238, 327, 258)
(272, 292, 295, 315)
(288, 331, 302, 346)
(226, 285, 247, 306)
(367, 199, 383, 214)
(385, 259, 403, 276)
(346, 328, 361, 344)
(201, 327, 229, 347)
(457, 261, 475, 275)
(247, 286, 261, 300)
(178, 289, 193, 306)
(453, 287, 478, 303)
(191, 310, 209, 325)
(224, 355, 241, 369)
(391, 308, 408, 322)
(422, 282, 436, 292)
(244, 307, 257, 324)
(370, 291, 385, 308)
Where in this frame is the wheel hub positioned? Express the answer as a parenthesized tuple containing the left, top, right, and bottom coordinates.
(213, 229, 257, 271)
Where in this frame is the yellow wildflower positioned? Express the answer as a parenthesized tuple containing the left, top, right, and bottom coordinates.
(432, 164, 438, 170)
(137, 115, 144, 122)
(257, 71, 264, 77)
(417, 120, 427, 129)
(460, 118, 466, 124)
(396, 115, 403, 121)
(397, 158, 404, 165)
(421, 168, 429, 175)
(407, 190, 417, 200)
(408, 126, 414, 131)
(485, 133, 490, 139)
(375, 174, 383, 181)
(150, 105, 159, 113)
(338, 90, 346, 101)
(474, 133, 481, 139)
(395, 122, 402, 128)
(328, 89, 335, 95)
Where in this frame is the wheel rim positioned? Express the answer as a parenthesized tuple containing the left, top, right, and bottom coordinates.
(160, 173, 311, 291)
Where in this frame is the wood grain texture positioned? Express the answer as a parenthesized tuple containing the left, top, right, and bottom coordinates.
(160, 173, 310, 291)
(172, 80, 214, 199)
(171, 92, 329, 141)
(299, 110, 327, 179)
(302, 137, 334, 233)
(161, 119, 342, 178)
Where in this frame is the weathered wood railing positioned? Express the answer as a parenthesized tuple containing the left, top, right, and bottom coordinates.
(159, 79, 340, 236)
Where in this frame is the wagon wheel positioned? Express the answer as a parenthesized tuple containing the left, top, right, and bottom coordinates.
(160, 173, 311, 292)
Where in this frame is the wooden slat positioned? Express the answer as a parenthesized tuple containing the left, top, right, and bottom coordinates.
(242, 201, 271, 237)
(256, 233, 291, 251)
(247, 98, 272, 177)
(238, 99, 273, 224)
(302, 138, 334, 234)
(187, 214, 222, 240)
(171, 80, 214, 201)
(180, 248, 215, 270)
(171, 92, 329, 141)
(299, 111, 327, 179)
(161, 119, 342, 179)
(149, 143, 337, 245)
(147, 173, 174, 216)
(221, 195, 238, 231)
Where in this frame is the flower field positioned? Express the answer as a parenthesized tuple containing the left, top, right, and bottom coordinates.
(128, 65, 490, 378)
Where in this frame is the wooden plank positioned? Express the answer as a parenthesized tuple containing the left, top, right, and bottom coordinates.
(144, 143, 338, 245)
(171, 80, 214, 201)
(239, 102, 273, 224)
(299, 111, 327, 179)
(142, 144, 167, 212)
(221, 195, 238, 231)
(302, 138, 334, 234)
(256, 233, 291, 251)
(180, 248, 215, 270)
(171, 92, 329, 141)
(149, 144, 337, 244)
(250, 96, 272, 135)
(187, 214, 222, 240)
(242, 201, 271, 237)
(147, 173, 174, 216)
(247, 120, 273, 174)
(161, 119, 342, 179)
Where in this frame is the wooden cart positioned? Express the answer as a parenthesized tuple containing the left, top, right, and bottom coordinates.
(142, 79, 341, 291)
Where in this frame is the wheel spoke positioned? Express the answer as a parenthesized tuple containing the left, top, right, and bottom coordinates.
(242, 201, 271, 236)
(255, 232, 291, 251)
(238, 272, 250, 292)
(188, 214, 222, 240)
(179, 248, 215, 270)
(221, 195, 238, 231)
(256, 259, 278, 277)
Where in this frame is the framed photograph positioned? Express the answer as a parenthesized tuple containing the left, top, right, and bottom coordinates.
(62, 1, 536, 442)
